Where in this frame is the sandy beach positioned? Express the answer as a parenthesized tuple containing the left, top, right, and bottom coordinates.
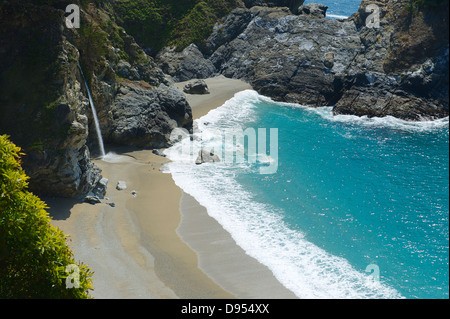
(48, 76, 297, 299)
(174, 75, 252, 119)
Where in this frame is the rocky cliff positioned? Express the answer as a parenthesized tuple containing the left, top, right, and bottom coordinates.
(0, 1, 193, 198)
(0, 2, 103, 198)
(1, 0, 448, 198)
(73, 2, 193, 150)
(333, 0, 449, 119)
(156, 0, 449, 120)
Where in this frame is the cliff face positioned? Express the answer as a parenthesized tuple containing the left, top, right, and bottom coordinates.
(0, 1, 193, 198)
(242, 0, 305, 13)
(157, 0, 449, 120)
(0, 0, 448, 197)
(333, 0, 449, 119)
(74, 2, 193, 150)
(208, 6, 361, 106)
(0, 2, 102, 198)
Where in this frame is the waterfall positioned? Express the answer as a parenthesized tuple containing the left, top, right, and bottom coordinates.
(78, 62, 106, 158)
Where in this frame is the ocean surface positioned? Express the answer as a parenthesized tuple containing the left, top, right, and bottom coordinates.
(164, 90, 449, 299)
(303, 0, 361, 19)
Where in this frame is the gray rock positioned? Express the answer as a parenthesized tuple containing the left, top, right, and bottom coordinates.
(208, 6, 361, 106)
(156, 44, 217, 82)
(152, 149, 167, 157)
(195, 150, 221, 165)
(200, 8, 255, 56)
(116, 181, 127, 191)
(183, 80, 210, 95)
(162, 1, 448, 120)
(242, 0, 305, 14)
(332, 0, 449, 120)
(6, 38, 105, 198)
(323, 52, 335, 69)
(92, 177, 108, 199)
(84, 196, 102, 205)
(108, 82, 193, 149)
(116, 60, 132, 79)
(297, 3, 328, 18)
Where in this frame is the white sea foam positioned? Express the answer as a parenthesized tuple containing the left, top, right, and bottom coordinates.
(326, 14, 349, 20)
(164, 90, 406, 298)
(310, 107, 449, 133)
(257, 92, 449, 133)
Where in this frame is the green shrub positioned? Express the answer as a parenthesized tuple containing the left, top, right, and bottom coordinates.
(0, 135, 93, 299)
(169, 0, 240, 51)
(112, 0, 242, 53)
(407, 0, 449, 10)
(76, 20, 109, 85)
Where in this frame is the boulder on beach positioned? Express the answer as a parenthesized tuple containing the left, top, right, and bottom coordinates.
(84, 196, 102, 205)
(116, 181, 127, 191)
(195, 150, 221, 165)
(92, 177, 108, 199)
(183, 80, 210, 95)
(152, 149, 167, 157)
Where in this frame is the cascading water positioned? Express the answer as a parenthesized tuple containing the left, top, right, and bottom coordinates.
(78, 62, 106, 158)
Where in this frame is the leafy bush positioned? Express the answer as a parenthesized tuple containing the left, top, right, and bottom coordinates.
(0, 135, 93, 298)
(112, 0, 242, 53)
(76, 20, 109, 85)
(407, 0, 449, 10)
(170, 0, 242, 51)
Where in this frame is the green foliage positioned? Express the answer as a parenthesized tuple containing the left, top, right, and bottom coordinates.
(0, 2, 72, 150)
(112, 0, 241, 53)
(407, 0, 449, 10)
(76, 20, 109, 85)
(0, 136, 93, 298)
(170, 0, 241, 51)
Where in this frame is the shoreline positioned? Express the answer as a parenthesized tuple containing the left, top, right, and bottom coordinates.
(173, 75, 252, 119)
(48, 75, 297, 299)
(178, 193, 297, 299)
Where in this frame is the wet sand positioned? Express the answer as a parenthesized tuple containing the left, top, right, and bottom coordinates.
(48, 76, 297, 299)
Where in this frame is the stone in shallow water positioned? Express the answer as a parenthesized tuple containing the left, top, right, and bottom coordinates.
(195, 150, 221, 165)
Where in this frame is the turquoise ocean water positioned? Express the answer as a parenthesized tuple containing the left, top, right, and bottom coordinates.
(304, 0, 361, 19)
(165, 91, 449, 299)
(165, 1, 448, 299)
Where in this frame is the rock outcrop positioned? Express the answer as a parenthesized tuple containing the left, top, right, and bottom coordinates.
(0, 1, 194, 198)
(208, 6, 362, 106)
(333, 0, 449, 120)
(75, 4, 194, 151)
(157, 0, 449, 121)
(183, 80, 210, 95)
(156, 44, 217, 82)
(195, 150, 221, 165)
(297, 3, 328, 18)
(108, 81, 192, 148)
(242, 0, 305, 14)
(0, 2, 103, 198)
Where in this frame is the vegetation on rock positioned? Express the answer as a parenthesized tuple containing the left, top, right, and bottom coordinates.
(0, 135, 93, 298)
(112, 0, 243, 54)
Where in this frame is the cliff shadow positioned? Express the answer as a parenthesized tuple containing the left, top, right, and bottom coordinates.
(44, 196, 81, 221)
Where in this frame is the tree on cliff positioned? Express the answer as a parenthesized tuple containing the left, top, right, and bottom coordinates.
(0, 135, 93, 298)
